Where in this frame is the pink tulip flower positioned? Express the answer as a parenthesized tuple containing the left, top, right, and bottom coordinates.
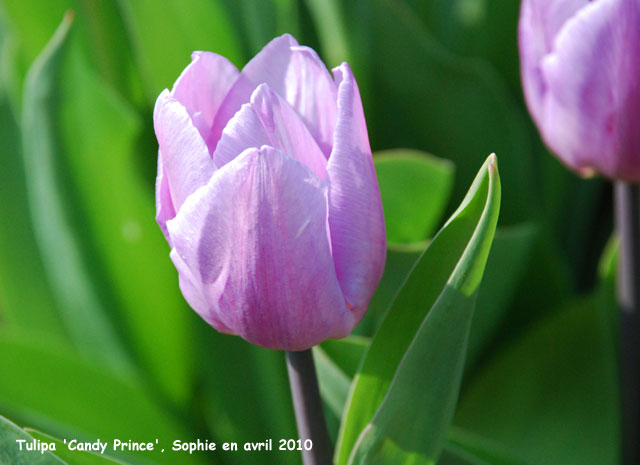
(154, 35, 386, 350)
(519, 0, 640, 181)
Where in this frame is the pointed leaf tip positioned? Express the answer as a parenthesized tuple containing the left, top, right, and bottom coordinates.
(64, 10, 76, 23)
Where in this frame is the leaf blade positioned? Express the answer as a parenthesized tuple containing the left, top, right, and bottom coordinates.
(21, 12, 131, 370)
(336, 155, 501, 464)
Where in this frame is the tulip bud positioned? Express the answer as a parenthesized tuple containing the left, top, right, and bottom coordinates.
(519, 0, 640, 181)
(153, 35, 386, 350)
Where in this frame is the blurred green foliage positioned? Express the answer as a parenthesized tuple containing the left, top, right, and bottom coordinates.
(0, 1, 618, 465)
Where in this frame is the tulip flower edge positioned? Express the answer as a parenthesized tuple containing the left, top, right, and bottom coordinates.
(154, 35, 386, 350)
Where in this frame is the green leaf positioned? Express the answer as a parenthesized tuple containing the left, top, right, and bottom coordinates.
(0, 0, 70, 101)
(336, 154, 501, 465)
(117, 0, 243, 101)
(374, 149, 455, 244)
(0, 416, 66, 465)
(202, 333, 297, 465)
(21, 12, 131, 370)
(23, 13, 196, 403)
(0, 329, 207, 465)
(1, 0, 142, 107)
(454, 296, 619, 465)
(0, 4, 23, 110)
(0, 19, 65, 336)
(58, 35, 195, 405)
(70, 0, 144, 106)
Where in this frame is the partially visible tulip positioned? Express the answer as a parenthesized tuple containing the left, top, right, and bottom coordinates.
(519, 0, 640, 181)
(154, 35, 386, 350)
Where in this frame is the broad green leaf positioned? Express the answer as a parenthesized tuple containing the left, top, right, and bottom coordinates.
(0, 3, 23, 110)
(58, 34, 195, 404)
(21, 12, 131, 370)
(0, 0, 68, 61)
(70, 0, 144, 106)
(374, 149, 455, 244)
(0, 18, 65, 336)
(337, 154, 501, 465)
(454, 296, 619, 465)
(202, 333, 297, 465)
(24, 13, 196, 403)
(27, 430, 128, 465)
(0, 0, 70, 100)
(0, 329, 207, 465)
(0, 416, 66, 465)
(1, 0, 142, 107)
(117, 0, 243, 100)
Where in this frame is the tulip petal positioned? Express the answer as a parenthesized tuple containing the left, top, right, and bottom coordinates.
(208, 35, 339, 157)
(206, 37, 300, 149)
(167, 145, 353, 350)
(169, 248, 235, 335)
(327, 63, 386, 323)
(155, 154, 176, 242)
(154, 90, 216, 212)
(519, 0, 588, 124)
(242, 34, 338, 157)
(211, 103, 269, 168)
(540, 0, 640, 179)
(521, 0, 588, 53)
(171, 52, 240, 153)
(213, 84, 327, 179)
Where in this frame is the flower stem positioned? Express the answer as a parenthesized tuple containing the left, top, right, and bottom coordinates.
(615, 181, 640, 465)
(286, 349, 333, 465)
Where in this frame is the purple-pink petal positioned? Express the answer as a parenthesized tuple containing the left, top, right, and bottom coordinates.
(167, 145, 354, 350)
(155, 155, 176, 243)
(540, 0, 640, 179)
(169, 248, 235, 335)
(519, 0, 590, 125)
(171, 51, 240, 154)
(243, 37, 339, 157)
(213, 84, 327, 179)
(520, 0, 640, 181)
(205, 35, 301, 151)
(327, 63, 386, 323)
(153, 90, 216, 212)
